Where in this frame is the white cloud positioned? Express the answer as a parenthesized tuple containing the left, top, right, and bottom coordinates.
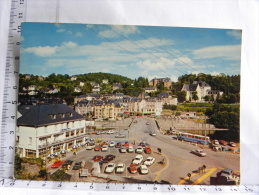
(23, 46, 58, 57)
(98, 25, 140, 38)
(86, 24, 93, 29)
(75, 32, 83, 37)
(61, 41, 77, 47)
(226, 30, 242, 39)
(56, 28, 65, 33)
(192, 45, 241, 60)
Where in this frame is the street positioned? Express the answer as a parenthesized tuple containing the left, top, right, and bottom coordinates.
(47, 116, 240, 185)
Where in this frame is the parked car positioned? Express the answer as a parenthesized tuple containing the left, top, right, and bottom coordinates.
(105, 163, 116, 173)
(101, 145, 109, 152)
(51, 160, 63, 168)
(213, 140, 220, 145)
(136, 146, 143, 154)
(129, 164, 137, 174)
(120, 146, 127, 153)
(138, 142, 146, 147)
(145, 146, 152, 154)
(144, 157, 155, 166)
(92, 155, 104, 162)
(124, 141, 130, 148)
(139, 165, 149, 174)
(115, 134, 126, 138)
(109, 141, 116, 147)
(107, 130, 115, 134)
(128, 146, 134, 153)
(219, 140, 228, 146)
(102, 155, 116, 163)
(86, 142, 95, 150)
(79, 169, 89, 177)
(146, 122, 150, 125)
(94, 145, 102, 151)
(229, 142, 236, 147)
(62, 160, 73, 169)
(73, 161, 83, 170)
(115, 142, 122, 148)
(115, 163, 125, 173)
(191, 150, 207, 157)
(132, 155, 143, 165)
(150, 132, 156, 136)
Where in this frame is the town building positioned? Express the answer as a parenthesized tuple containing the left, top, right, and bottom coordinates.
(144, 87, 157, 93)
(16, 104, 87, 158)
(181, 81, 212, 102)
(102, 79, 109, 84)
(149, 77, 172, 90)
(71, 76, 77, 81)
(113, 83, 122, 91)
(157, 92, 178, 105)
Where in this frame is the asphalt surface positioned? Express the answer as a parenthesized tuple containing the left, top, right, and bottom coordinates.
(46, 116, 240, 185)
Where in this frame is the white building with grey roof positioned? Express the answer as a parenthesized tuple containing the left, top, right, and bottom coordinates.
(16, 104, 87, 158)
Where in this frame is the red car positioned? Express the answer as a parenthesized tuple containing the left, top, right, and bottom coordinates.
(94, 145, 102, 151)
(219, 140, 228, 146)
(145, 146, 152, 154)
(124, 142, 130, 148)
(92, 155, 104, 162)
(129, 164, 137, 174)
(51, 160, 64, 168)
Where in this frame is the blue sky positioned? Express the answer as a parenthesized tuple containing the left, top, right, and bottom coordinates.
(20, 22, 241, 82)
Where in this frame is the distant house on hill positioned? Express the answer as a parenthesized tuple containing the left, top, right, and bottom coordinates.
(71, 76, 77, 81)
(149, 77, 172, 90)
(113, 83, 122, 91)
(181, 81, 211, 102)
(74, 87, 82, 93)
(102, 79, 109, 84)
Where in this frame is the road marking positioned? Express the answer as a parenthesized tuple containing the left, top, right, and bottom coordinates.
(178, 168, 216, 185)
(191, 168, 217, 185)
(154, 171, 162, 181)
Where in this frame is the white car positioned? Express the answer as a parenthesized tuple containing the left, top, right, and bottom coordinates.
(107, 130, 115, 134)
(116, 163, 125, 173)
(128, 146, 134, 153)
(132, 155, 143, 165)
(109, 141, 116, 147)
(101, 145, 109, 152)
(135, 146, 143, 154)
(191, 150, 206, 157)
(229, 142, 236, 147)
(139, 165, 149, 174)
(105, 163, 116, 173)
(120, 146, 127, 153)
(144, 157, 155, 166)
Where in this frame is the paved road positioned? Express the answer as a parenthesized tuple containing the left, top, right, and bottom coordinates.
(130, 116, 240, 184)
(47, 116, 240, 185)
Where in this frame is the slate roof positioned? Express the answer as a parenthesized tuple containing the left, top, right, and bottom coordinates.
(17, 104, 85, 127)
(183, 84, 198, 91)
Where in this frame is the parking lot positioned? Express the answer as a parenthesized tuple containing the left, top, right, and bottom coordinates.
(46, 137, 167, 182)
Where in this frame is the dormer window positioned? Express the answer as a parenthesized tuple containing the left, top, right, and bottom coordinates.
(49, 114, 56, 119)
(67, 112, 73, 117)
(59, 113, 65, 118)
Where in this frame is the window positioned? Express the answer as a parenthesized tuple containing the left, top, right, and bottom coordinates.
(49, 114, 56, 119)
(59, 113, 65, 118)
(66, 132, 69, 137)
(29, 137, 32, 145)
(44, 126, 48, 133)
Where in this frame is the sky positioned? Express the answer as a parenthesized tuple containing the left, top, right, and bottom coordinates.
(20, 22, 242, 82)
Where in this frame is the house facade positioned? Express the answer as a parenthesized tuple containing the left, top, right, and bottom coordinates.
(16, 104, 87, 158)
(181, 81, 211, 102)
